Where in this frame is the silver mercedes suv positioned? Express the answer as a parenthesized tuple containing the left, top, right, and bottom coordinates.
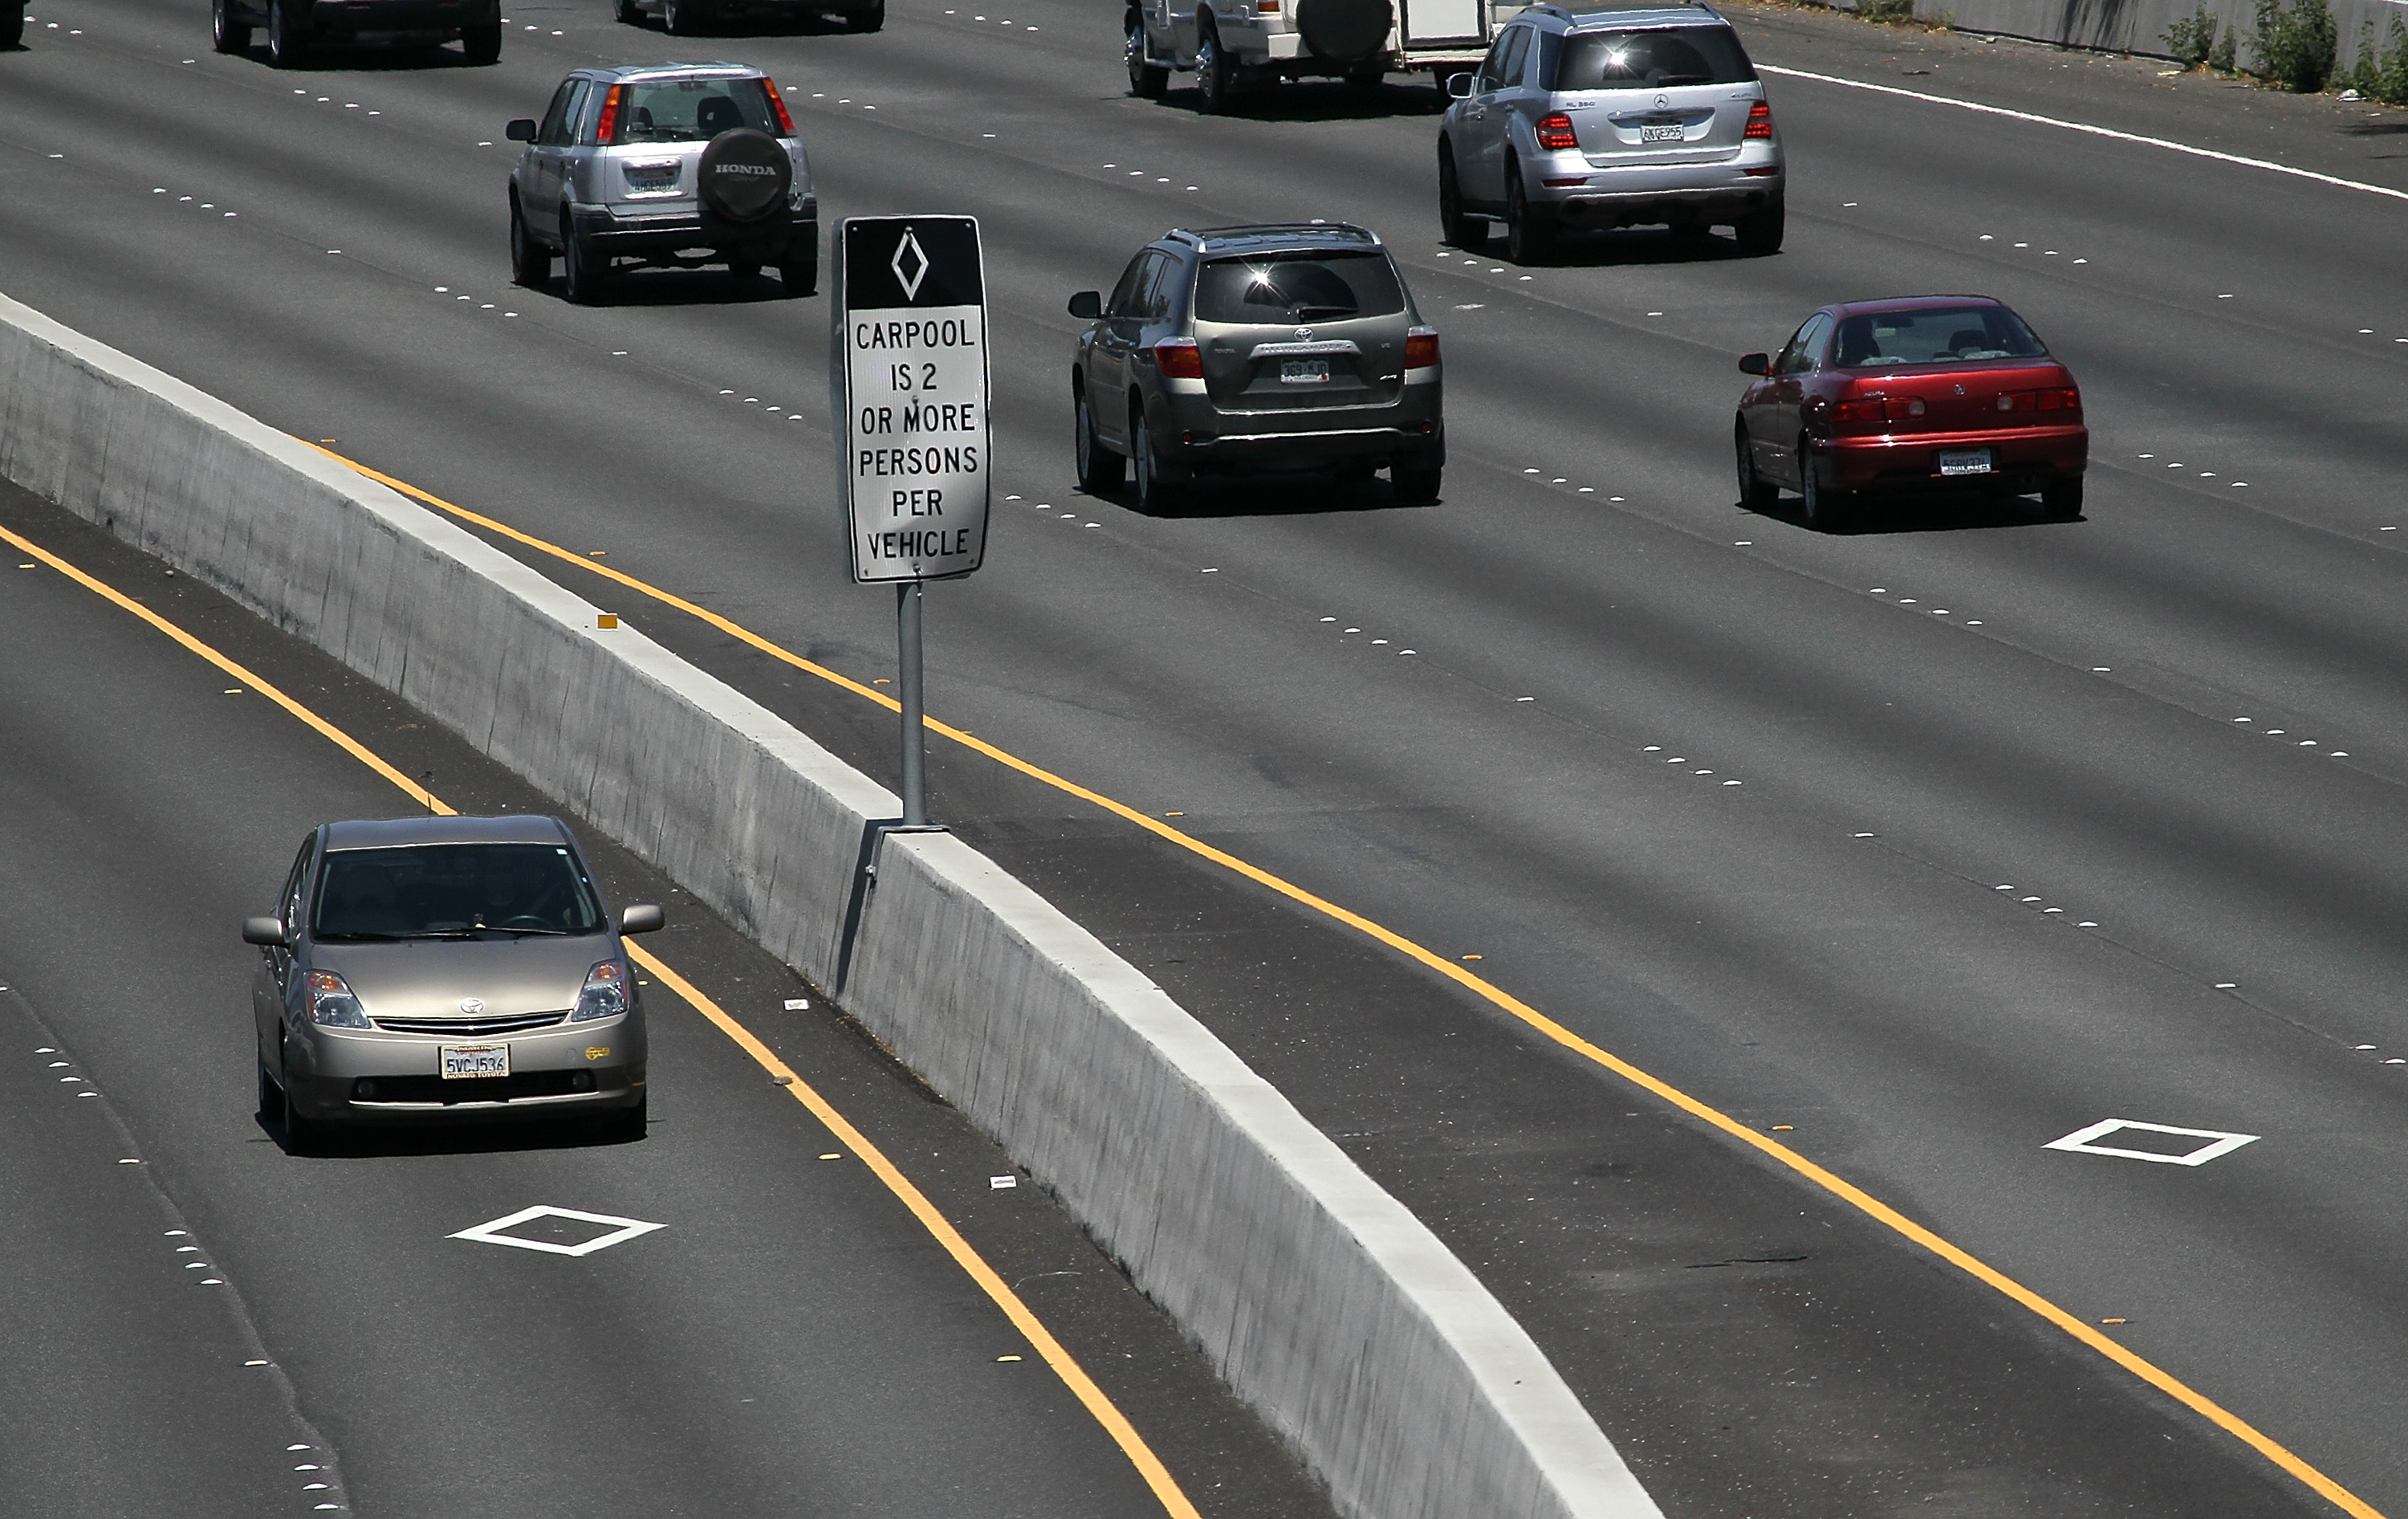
(246, 815, 662, 1150)
(1068, 223, 1444, 511)
(506, 63, 817, 304)
(1438, 0, 1784, 263)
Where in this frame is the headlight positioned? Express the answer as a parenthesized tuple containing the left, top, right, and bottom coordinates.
(306, 970, 372, 1028)
(571, 959, 630, 1023)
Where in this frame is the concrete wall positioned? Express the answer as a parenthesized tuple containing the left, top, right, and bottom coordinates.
(0, 291, 1662, 1519)
(1825, 0, 2403, 75)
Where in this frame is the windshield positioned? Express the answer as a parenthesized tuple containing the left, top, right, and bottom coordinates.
(612, 79, 781, 143)
(1832, 306, 2048, 367)
(312, 844, 606, 939)
(1550, 26, 1756, 90)
(1194, 250, 1405, 324)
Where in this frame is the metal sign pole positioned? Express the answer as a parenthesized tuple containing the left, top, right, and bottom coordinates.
(897, 580, 926, 828)
(830, 214, 990, 833)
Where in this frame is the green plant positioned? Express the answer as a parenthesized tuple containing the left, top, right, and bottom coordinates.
(1857, 0, 1918, 22)
(2165, 3, 2221, 67)
(2252, 0, 2337, 92)
(2211, 20, 2237, 70)
(2382, 15, 2408, 102)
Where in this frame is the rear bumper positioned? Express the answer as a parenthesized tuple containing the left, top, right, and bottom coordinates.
(571, 202, 817, 263)
(1528, 153, 1784, 226)
(306, 0, 498, 35)
(1157, 390, 1444, 474)
(1823, 423, 2088, 491)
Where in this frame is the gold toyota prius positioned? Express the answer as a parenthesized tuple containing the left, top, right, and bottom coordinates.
(246, 816, 661, 1150)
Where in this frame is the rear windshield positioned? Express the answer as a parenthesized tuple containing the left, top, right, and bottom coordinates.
(1832, 307, 2048, 367)
(313, 844, 605, 940)
(1548, 26, 1756, 90)
(611, 79, 781, 143)
(1194, 250, 1405, 324)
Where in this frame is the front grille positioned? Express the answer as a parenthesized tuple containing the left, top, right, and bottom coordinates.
(372, 1011, 568, 1036)
(351, 1070, 598, 1104)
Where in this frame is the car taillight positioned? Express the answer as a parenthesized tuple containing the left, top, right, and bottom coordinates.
(1536, 112, 1578, 151)
(1256, 0, 1279, 11)
(1405, 327, 1439, 369)
(759, 77, 795, 135)
(2037, 386, 2080, 411)
(1154, 339, 1203, 379)
(596, 83, 624, 145)
(1833, 397, 1885, 422)
(571, 959, 631, 1023)
(1744, 100, 1772, 140)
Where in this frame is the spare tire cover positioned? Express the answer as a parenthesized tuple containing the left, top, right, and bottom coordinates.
(1296, 0, 1391, 63)
(698, 128, 791, 223)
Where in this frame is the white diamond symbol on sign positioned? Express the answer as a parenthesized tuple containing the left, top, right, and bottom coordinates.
(449, 1204, 665, 1256)
(2043, 1118, 2260, 1167)
(891, 229, 930, 300)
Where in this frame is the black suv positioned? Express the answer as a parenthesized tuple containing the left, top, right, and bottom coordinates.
(1069, 224, 1445, 511)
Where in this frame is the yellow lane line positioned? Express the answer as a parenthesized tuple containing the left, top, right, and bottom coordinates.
(314, 445, 2383, 1519)
(1, 516, 1202, 1519)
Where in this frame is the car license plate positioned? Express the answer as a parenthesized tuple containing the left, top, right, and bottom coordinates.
(441, 1043, 510, 1079)
(1938, 448, 1993, 476)
(1641, 123, 1684, 142)
(1279, 360, 1331, 385)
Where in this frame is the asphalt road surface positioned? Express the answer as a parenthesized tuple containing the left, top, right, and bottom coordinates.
(3, 1, 2405, 1514)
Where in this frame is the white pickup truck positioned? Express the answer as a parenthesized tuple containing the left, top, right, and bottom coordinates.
(1127, 0, 1523, 111)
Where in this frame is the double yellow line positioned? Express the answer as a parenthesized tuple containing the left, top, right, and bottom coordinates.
(0, 516, 1201, 1519)
(310, 446, 2383, 1519)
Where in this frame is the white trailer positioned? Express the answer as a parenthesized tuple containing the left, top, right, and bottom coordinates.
(1127, 0, 1527, 111)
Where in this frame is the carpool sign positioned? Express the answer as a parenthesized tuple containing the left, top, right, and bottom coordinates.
(832, 215, 990, 583)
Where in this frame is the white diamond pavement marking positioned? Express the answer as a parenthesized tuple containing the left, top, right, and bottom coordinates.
(449, 1205, 665, 1256)
(2043, 1118, 2260, 1167)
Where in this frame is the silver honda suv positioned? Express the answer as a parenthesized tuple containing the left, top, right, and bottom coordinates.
(1438, 0, 1784, 264)
(506, 63, 817, 305)
(1068, 224, 1444, 512)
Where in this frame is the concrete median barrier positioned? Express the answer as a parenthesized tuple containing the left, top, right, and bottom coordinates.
(0, 290, 1661, 1519)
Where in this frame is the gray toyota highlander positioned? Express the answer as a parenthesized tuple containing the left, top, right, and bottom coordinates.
(1069, 223, 1444, 511)
(246, 816, 661, 1150)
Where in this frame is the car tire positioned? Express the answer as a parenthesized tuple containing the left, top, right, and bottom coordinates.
(1438, 144, 1479, 250)
(1735, 198, 1784, 256)
(1076, 389, 1125, 492)
(1735, 422, 1776, 510)
(562, 212, 610, 304)
(510, 199, 550, 287)
(1, 5, 22, 47)
(2040, 475, 2085, 519)
(1799, 442, 1849, 531)
(460, 22, 500, 62)
(597, 1094, 648, 1143)
(613, 0, 642, 21)
(266, 0, 308, 68)
(664, 0, 701, 34)
(1392, 464, 1442, 505)
(211, 0, 253, 54)
(844, 0, 884, 31)
(1132, 409, 1181, 514)
(1126, 10, 1168, 97)
(780, 257, 817, 295)
(1196, 23, 1233, 115)
(1503, 157, 1554, 265)
(256, 1061, 286, 1124)
(282, 1089, 332, 1155)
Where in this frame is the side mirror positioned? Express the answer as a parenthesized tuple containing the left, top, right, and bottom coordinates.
(505, 118, 539, 142)
(1738, 352, 1771, 375)
(1447, 71, 1476, 100)
(1067, 290, 1102, 320)
(619, 904, 665, 936)
(242, 917, 290, 947)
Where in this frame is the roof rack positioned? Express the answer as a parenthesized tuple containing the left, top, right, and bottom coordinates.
(1171, 222, 1382, 251)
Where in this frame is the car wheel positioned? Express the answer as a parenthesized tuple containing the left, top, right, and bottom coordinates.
(664, 0, 700, 34)
(1392, 465, 1442, 505)
(844, 0, 884, 30)
(1735, 422, 1776, 510)
(1503, 157, 1554, 265)
(1126, 10, 1168, 98)
(1799, 442, 1849, 531)
(266, 0, 309, 67)
(460, 22, 500, 62)
(780, 257, 818, 295)
(596, 1094, 648, 1143)
(2040, 475, 2085, 519)
(1, 5, 22, 47)
(256, 1061, 286, 1124)
(1196, 24, 1233, 115)
(1735, 197, 1785, 256)
(613, 0, 641, 21)
(1132, 409, 1181, 514)
(510, 199, 550, 287)
(562, 211, 610, 304)
(211, 0, 253, 54)
(1076, 389, 1125, 492)
(1438, 143, 1479, 250)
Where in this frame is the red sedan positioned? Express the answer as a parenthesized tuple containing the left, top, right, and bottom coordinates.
(1735, 295, 2087, 528)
